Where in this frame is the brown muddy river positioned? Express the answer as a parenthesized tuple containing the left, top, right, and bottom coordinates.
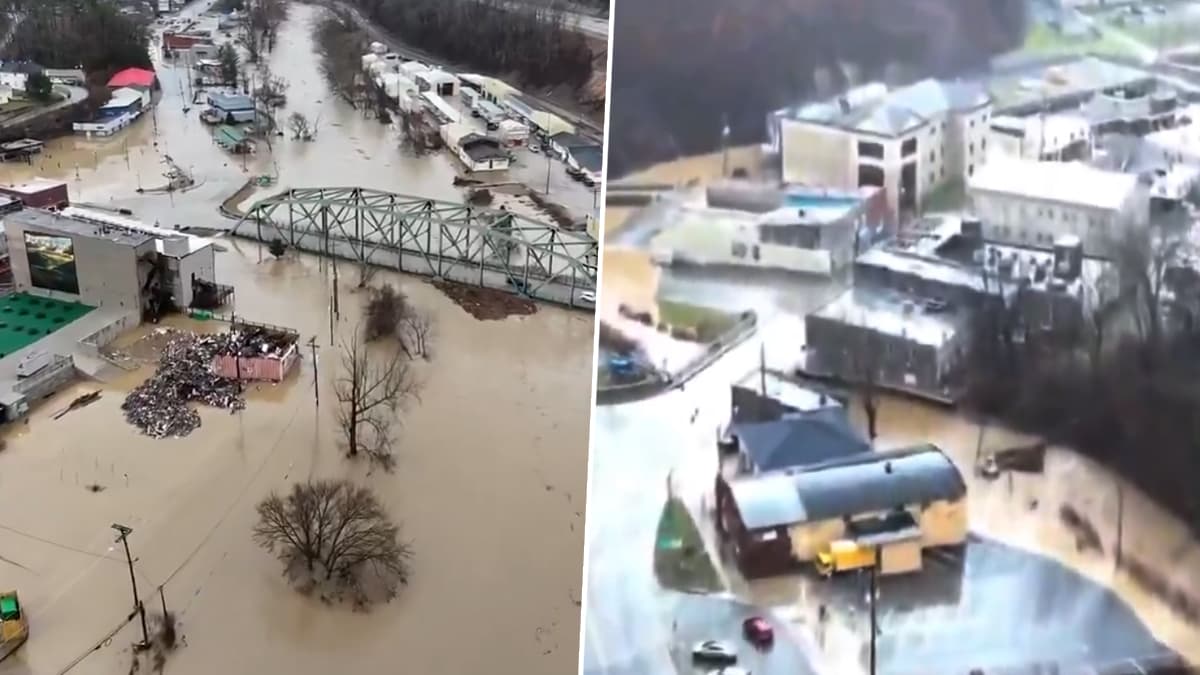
(0, 4, 594, 674)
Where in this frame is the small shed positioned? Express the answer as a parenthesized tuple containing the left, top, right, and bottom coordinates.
(214, 125, 252, 153)
(456, 134, 510, 172)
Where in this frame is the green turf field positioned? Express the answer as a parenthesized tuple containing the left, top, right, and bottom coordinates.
(0, 293, 94, 358)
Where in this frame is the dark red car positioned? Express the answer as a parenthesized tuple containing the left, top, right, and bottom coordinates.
(742, 616, 773, 649)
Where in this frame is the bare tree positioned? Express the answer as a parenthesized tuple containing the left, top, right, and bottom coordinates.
(400, 309, 437, 360)
(335, 329, 421, 469)
(1111, 226, 1189, 367)
(364, 283, 410, 339)
(288, 111, 313, 141)
(253, 479, 413, 604)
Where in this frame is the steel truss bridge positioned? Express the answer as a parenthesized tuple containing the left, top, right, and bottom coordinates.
(232, 187, 598, 309)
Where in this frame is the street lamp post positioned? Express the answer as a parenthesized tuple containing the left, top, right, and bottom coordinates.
(111, 523, 150, 649)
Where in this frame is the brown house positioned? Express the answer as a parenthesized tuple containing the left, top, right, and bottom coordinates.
(718, 444, 968, 578)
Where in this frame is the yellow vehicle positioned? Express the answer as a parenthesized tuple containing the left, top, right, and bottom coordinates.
(815, 540, 877, 576)
(0, 590, 28, 662)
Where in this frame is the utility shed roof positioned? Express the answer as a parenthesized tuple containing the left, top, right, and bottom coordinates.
(107, 67, 156, 89)
(214, 124, 248, 148)
(731, 407, 870, 473)
(570, 145, 603, 172)
(728, 444, 966, 530)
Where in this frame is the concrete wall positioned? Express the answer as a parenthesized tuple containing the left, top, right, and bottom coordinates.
(780, 121, 856, 189)
(12, 354, 75, 402)
(805, 313, 959, 392)
(170, 246, 216, 309)
(77, 310, 140, 358)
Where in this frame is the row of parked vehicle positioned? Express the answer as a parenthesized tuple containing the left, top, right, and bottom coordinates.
(526, 142, 596, 188)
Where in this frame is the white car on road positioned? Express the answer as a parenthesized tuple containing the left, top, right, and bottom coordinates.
(692, 640, 737, 665)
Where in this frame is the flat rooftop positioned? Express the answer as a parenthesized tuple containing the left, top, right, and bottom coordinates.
(734, 370, 840, 413)
(0, 292, 94, 357)
(6, 209, 154, 247)
(968, 158, 1139, 212)
(60, 207, 215, 255)
(988, 56, 1154, 112)
(0, 178, 66, 194)
(777, 78, 989, 137)
(811, 287, 967, 347)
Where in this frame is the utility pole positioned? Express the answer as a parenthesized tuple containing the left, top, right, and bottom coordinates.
(759, 342, 767, 396)
(869, 546, 879, 675)
(111, 524, 150, 649)
(544, 149, 552, 195)
(721, 114, 731, 178)
(309, 336, 319, 407)
(231, 312, 243, 394)
(1115, 482, 1124, 570)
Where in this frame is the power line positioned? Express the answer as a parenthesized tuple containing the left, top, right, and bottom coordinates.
(0, 523, 122, 562)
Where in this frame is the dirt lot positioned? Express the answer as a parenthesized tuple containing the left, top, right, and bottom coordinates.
(431, 279, 537, 321)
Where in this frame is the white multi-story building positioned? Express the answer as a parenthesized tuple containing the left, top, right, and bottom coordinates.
(769, 79, 992, 219)
(967, 158, 1146, 258)
(988, 114, 1093, 163)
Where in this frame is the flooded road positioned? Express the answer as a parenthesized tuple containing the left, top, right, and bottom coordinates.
(0, 5, 594, 674)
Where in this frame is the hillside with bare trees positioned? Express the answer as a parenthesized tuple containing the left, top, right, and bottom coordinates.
(2, 0, 151, 76)
(607, 0, 1028, 176)
(343, 0, 595, 94)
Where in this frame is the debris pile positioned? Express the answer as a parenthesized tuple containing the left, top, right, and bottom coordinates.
(431, 279, 537, 321)
(122, 333, 246, 438)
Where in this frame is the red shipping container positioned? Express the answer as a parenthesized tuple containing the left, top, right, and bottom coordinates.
(0, 179, 69, 210)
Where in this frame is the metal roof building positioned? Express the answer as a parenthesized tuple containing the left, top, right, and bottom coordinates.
(728, 444, 966, 531)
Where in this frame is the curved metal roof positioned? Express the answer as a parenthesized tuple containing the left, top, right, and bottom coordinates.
(729, 444, 966, 530)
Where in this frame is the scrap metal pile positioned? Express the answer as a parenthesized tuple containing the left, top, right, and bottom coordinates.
(224, 323, 298, 358)
(122, 332, 246, 438)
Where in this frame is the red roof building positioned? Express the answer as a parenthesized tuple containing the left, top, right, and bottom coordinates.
(107, 67, 156, 89)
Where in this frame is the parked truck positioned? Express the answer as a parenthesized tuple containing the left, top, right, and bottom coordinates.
(815, 540, 877, 576)
(0, 591, 28, 662)
(815, 539, 923, 577)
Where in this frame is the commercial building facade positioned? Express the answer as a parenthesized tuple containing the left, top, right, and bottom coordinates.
(967, 158, 1145, 258)
(3, 208, 221, 316)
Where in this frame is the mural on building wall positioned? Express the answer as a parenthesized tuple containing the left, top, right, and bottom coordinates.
(24, 232, 80, 295)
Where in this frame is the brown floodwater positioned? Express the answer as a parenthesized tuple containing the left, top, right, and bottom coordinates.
(0, 244, 594, 675)
(0, 5, 593, 674)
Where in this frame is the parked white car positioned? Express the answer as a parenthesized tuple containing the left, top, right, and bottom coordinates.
(579, 291, 596, 304)
(692, 640, 737, 665)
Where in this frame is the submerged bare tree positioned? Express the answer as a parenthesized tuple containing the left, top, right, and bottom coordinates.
(288, 111, 313, 140)
(400, 310, 437, 360)
(364, 283, 410, 340)
(335, 328, 421, 469)
(253, 479, 413, 605)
